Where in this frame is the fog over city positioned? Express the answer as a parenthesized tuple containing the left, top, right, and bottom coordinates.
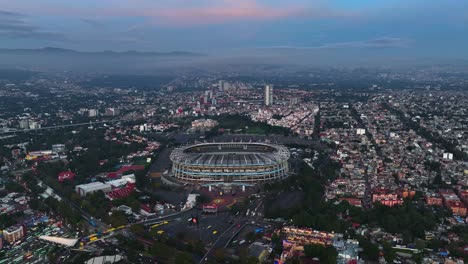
(1, 0, 467, 72)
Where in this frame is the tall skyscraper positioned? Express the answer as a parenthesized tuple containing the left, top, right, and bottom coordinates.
(265, 85, 273, 106)
(218, 80, 225, 91)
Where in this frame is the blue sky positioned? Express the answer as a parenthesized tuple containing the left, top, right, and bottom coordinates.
(0, 0, 467, 59)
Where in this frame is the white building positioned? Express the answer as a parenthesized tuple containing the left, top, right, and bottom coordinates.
(3, 225, 25, 243)
(191, 119, 218, 131)
(183, 194, 199, 210)
(356, 128, 366, 135)
(265, 85, 273, 106)
(443, 153, 454, 160)
(107, 174, 135, 188)
(52, 144, 66, 153)
(88, 109, 98, 117)
(75, 182, 111, 197)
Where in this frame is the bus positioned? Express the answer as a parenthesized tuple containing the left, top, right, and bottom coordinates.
(89, 218, 98, 227)
(13, 256, 24, 264)
(150, 221, 169, 229)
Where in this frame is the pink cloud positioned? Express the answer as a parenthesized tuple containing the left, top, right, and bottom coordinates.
(134, 0, 360, 25)
(141, 4, 290, 24)
(0, 0, 359, 26)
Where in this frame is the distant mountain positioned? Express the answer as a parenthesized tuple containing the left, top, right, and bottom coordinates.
(0, 47, 205, 57)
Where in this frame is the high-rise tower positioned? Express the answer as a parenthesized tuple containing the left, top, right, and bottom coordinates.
(265, 85, 273, 106)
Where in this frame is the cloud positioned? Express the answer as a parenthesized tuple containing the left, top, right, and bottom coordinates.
(259, 38, 411, 50)
(0, 9, 66, 41)
(0, 10, 21, 17)
(319, 37, 411, 49)
(136, 0, 359, 25)
(80, 18, 104, 27)
(0, 1, 359, 26)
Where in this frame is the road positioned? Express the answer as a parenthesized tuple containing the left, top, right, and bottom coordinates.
(147, 146, 173, 175)
(209, 134, 325, 149)
(199, 216, 245, 263)
(31, 173, 109, 230)
(0, 119, 122, 135)
(138, 208, 196, 226)
(199, 197, 264, 263)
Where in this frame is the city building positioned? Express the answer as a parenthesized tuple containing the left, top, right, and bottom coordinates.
(104, 108, 120, 116)
(290, 97, 301, 105)
(202, 204, 218, 214)
(19, 118, 29, 129)
(52, 144, 66, 153)
(28, 120, 41, 129)
(88, 109, 98, 117)
(3, 225, 25, 243)
(426, 193, 443, 206)
(58, 171, 76, 182)
(249, 242, 271, 262)
(372, 190, 403, 207)
(439, 189, 467, 216)
(75, 182, 112, 197)
(265, 85, 273, 106)
(218, 80, 225, 91)
(191, 119, 218, 131)
(282, 226, 336, 247)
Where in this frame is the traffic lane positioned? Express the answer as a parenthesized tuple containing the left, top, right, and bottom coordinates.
(201, 218, 247, 263)
(140, 208, 195, 225)
(197, 212, 235, 243)
(155, 212, 233, 244)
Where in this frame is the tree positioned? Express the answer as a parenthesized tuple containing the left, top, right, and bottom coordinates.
(214, 249, 226, 263)
(108, 211, 126, 227)
(129, 198, 141, 213)
(358, 237, 380, 261)
(191, 240, 205, 256)
(271, 233, 282, 254)
(150, 242, 174, 260)
(28, 198, 44, 211)
(175, 252, 195, 264)
(304, 244, 337, 264)
(196, 194, 212, 205)
(245, 231, 256, 242)
(130, 224, 145, 236)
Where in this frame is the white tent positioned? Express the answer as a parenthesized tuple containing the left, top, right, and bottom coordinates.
(39, 235, 79, 247)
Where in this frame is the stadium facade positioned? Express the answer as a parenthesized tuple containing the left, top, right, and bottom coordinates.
(169, 142, 290, 186)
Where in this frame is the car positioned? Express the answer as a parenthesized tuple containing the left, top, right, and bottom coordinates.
(207, 225, 212, 229)
(212, 230, 218, 235)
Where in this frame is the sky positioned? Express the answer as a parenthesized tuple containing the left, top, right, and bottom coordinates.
(0, 0, 467, 60)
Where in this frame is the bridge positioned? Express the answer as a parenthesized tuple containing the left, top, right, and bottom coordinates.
(38, 217, 180, 250)
(0, 120, 122, 135)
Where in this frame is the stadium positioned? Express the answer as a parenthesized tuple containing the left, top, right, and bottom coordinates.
(169, 142, 290, 186)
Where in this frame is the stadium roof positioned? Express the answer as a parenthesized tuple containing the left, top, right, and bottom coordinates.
(171, 142, 289, 167)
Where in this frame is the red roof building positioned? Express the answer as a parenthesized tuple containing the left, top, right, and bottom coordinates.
(339, 197, 362, 207)
(372, 189, 403, 207)
(107, 165, 145, 179)
(105, 183, 135, 200)
(58, 171, 76, 182)
(439, 189, 467, 216)
(117, 165, 145, 174)
(107, 172, 119, 178)
(426, 193, 443, 206)
(141, 204, 152, 214)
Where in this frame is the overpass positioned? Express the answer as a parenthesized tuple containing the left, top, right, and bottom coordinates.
(0, 119, 122, 135)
